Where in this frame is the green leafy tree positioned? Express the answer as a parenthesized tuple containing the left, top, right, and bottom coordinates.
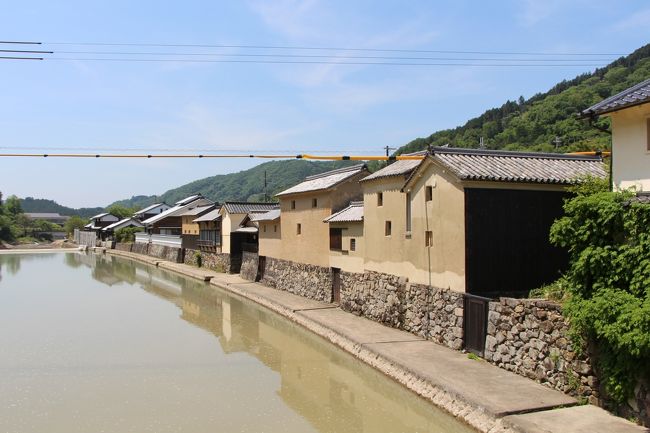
(106, 204, 137, 219)
(113, 226, 142, 243)
(64, 216, 88, 236)
(5, 195, 22, 219)
(550, 179, 650, 403)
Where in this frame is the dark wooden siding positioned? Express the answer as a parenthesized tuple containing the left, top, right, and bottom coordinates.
(464, 188, 569, 296)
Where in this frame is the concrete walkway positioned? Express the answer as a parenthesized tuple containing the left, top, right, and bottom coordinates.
(105, 249, 647, 433)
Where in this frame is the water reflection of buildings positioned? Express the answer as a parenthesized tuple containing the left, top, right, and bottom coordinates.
(181, 285, 462, 433)
(59, 252, 462, 433)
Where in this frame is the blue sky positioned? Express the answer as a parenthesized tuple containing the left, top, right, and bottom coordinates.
(0, 0, 648, 207)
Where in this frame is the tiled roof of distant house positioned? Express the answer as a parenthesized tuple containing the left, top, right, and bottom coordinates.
(250, 208, 281, 222)
(276, 164, 368, 197)
(141, 197, 213, 225)
(174, 194, 203, 206)
(102, 217, 144, 231)
(324, 201, 364, 223)
(24, 212, 69, 220)
(193, 208, 222, 223)
(133, 203, 168, 215)
(361, 152, 425, 182)
(90, 212, 110, 220)
(178, 204, 215, 217)
(403, 147, 606, 189)
(581, 77, 650, 117)
(222, 202, 279, 214)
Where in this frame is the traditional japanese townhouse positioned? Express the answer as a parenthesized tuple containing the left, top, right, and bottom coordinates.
(581, 77, 650, 192)
(253, 208, 281, 260)
(138, 195, 213, 247)
(395, 147, 606, 295)
(84, 213, 120, 238)
(273, 164, 368, 267)
(258, 164, 368, 302)
(219, 202, 279, 270)
(323, 201, 364, 273)
(193, 207, 223, 253)
(133, 203, 171, 222)
(179, 204, 217, 249)
(101, 217, 144, 239)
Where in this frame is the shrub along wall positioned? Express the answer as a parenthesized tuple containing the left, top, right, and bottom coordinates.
(340, 270, 464, 350)
(260, 257, 332, 302)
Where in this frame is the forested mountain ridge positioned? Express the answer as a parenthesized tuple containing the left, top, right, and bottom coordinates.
(110, 159, 356, 209)
(394, 43, 650, 157)
(19, 197, 103, 218)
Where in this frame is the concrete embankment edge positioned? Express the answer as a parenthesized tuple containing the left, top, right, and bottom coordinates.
(103, 249, 645, 433)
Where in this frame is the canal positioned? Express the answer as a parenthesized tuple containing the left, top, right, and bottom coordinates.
(0, 252, 474, 433)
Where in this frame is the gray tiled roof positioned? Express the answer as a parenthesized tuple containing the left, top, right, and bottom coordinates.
(276, 164, 367, 196)
(404, 147, 606, 187)
(102, 217, 144, 231)
(582, 78, 650, 116)
(25, 212, 69, 219)
(193, 208, 222, 222)
(250, 208, 281, 222)
(178, 204, 215, 216)
(324, 201, 364, 223)
(223, 202, 279, 214)
(361, 152, 426, 182)
(134, 203, 168, 215)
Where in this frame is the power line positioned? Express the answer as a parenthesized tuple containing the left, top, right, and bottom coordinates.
(0, 145, 383, 154)
(42, 41, 625, 56)
(47, 51, 614, 62)
(0, 152, 426, 161)
(0, 40, 41, 45)
(0, 56, 43, 60)
(42, 57, 607, 67)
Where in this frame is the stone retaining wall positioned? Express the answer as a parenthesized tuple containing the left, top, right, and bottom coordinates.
(340, 271, 464, 350)
(485, 298, 596, 400)
(148, 244, 182, 263)
(115, 242, 133, 252)
(260, 257, 332, 302)
(132, 242, 149, 255)
(240, 251, 259, 281)
(183, 248, 231, 273)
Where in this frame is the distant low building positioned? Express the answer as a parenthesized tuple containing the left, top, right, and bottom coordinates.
(24, 212, 70, 225)
(581, 77, 650, 192)
(133, 203, 171, 222)
(102, 217, 144, 239)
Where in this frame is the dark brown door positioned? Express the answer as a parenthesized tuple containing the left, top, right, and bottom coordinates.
(331, 268, 341, 303)
(463, 294, 490, 356)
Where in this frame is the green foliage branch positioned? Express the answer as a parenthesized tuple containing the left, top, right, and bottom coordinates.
(550, 178, 650, 403)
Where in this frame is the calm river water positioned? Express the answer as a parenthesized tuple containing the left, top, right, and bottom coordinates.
(0, 252, 474, 433)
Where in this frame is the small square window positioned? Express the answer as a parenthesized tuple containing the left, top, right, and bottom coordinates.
(274, 225, 277, 233)
(350, 238, 356, 251)
(312, 198, 318, 208)
(377, 192, 383, 207)
(297, 223, 302, 235)
(263, 225, 267, 233)
(426, 186, 433, 201)
(291, 200, 296, 210)
(425, 231, 433, 247)
(385, 221, 392, 236)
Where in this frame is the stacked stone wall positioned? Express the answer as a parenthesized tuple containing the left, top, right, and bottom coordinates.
(240, 252, 259, 281)
(339, 271, 463, 350)
(132, 242, 149, 255)
(115, 242, 133, 252)
(148, 244, 182, 263)
(485, 298, 596, 400)
(183, 248, 231, 273)
(260, 257, 332, 302)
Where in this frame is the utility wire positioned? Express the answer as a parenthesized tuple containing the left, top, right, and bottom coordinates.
(42, 41, 625, 56)
(43, 58, 607, 67)
(50, 50, 614, 62)
(0, 153, 425, 161)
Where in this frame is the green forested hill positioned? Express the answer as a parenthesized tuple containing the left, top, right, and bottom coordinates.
(110, 159, 356, 208)
(19, 197, 103, 218)
(395, 43, 650, 156)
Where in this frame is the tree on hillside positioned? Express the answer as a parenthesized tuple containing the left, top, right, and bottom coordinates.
(64, 216, 88, 236)
(106, 204, 137, 219)
(5, 195, 22, 219)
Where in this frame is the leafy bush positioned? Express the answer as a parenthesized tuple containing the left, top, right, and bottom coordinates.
(550, 179, 650, 403)
(114, 227, 143, 243)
